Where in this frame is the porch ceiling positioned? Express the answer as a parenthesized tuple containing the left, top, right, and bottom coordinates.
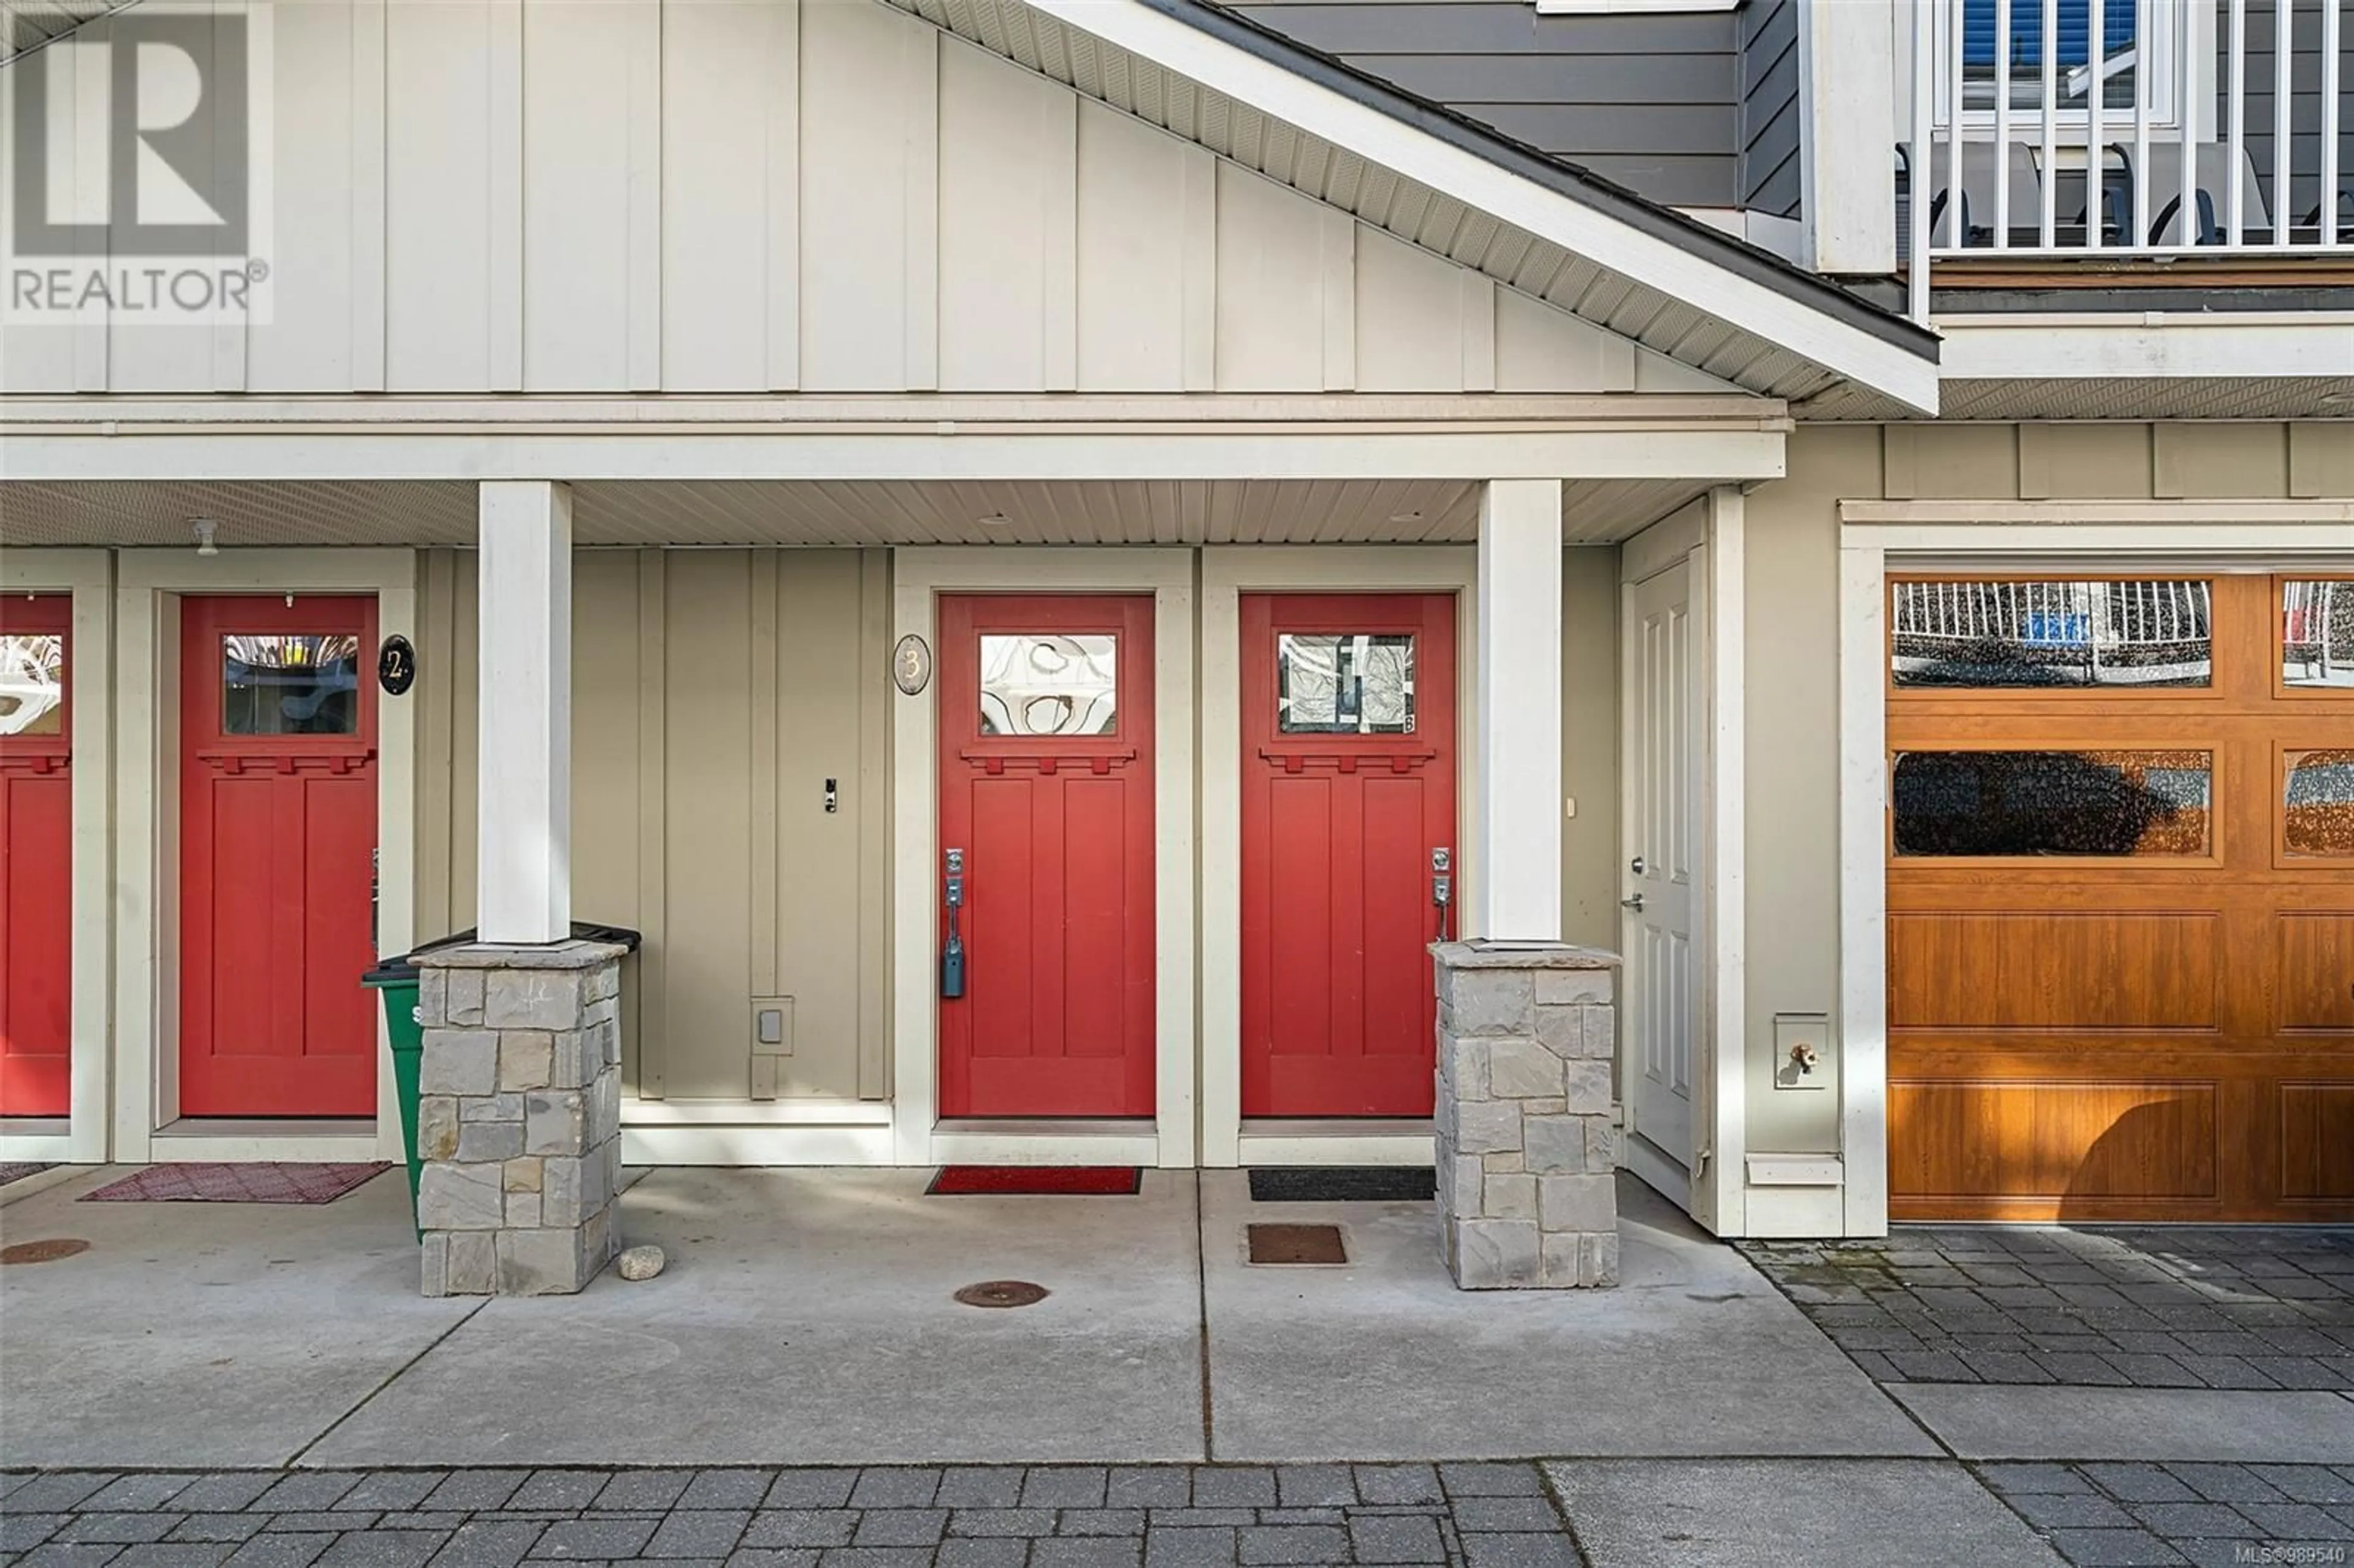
(0, 476, 1713, 549)
(1803, 377, 2354, 423)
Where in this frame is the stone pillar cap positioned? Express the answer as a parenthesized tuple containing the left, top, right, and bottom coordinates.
(415, 938, 630, 971)
(1428, 940, 1621, 969)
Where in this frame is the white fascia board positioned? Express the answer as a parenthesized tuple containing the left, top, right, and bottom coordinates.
(1535, 0, 1735, 12)
(1937, 311, 2354, 381)
(0, 427, 1788, 483)
(0, 392, 1781, 425)
(1021, 0, 1940, 414)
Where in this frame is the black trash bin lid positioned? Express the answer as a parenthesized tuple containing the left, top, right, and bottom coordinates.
(362, 921, 642, 985)
(360, 957, 420, 987)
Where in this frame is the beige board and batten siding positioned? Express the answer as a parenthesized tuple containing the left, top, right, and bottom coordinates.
(413, 537, 1619, 1140)
(416, 548, 890, 1108)
(1562, 550, 1625, 953)
(1741, 420, 2354, 1165)
(0, 0, 1735, 400)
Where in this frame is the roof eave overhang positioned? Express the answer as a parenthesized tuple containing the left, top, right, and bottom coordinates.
(888, 0, 1940, 416)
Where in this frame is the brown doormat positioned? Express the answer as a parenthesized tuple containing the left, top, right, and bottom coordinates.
(81, 1162, 390, 1205)
(1246, 1222, 1349, 1265)
(0, 1162, 58, 1189)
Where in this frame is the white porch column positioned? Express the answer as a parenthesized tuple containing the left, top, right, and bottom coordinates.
(1474, 478, 1564, 941)
(477, 480, 573, 944)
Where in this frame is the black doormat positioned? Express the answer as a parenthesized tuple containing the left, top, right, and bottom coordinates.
(1247, 1166, 1436, 1203)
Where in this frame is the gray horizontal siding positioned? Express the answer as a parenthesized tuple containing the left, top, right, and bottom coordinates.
(1366, 54, 1735, 104)
(2228, 0, 2354, 230)
(1229, 0, 1743, 208)
(1738, 0, 1802, 219)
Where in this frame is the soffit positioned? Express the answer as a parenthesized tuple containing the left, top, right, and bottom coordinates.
(879, 0, 1937, 412)
(0, 0, 124, 61)
(1800, 378, 2354, 424)
(0, 476, 1702, 547)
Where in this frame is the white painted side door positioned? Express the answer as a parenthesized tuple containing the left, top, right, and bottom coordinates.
(1623, 557, 1697, 1170)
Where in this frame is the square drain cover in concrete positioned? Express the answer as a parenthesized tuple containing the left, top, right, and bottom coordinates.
(1247, 1222, 1348, 1265)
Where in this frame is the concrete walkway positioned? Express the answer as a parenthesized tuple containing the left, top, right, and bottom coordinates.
(1, 1166, 1938, 1467)
(6, 1166, 2354, 1567)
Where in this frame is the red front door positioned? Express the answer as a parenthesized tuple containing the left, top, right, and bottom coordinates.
(937, 595, 1156, 1117)
(0, 595, 73, 1116)
(1241, 593, 1458, 1117)
(179, 596, 379, 1117)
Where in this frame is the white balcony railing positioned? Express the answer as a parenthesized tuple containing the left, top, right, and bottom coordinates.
(1903, 0, 2353, 318)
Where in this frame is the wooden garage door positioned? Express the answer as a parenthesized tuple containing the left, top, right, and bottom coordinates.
(1887, 573, 2354, 1222)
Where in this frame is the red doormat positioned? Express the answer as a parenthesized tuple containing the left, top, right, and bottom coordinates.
(81, 1162, 391, 1205)
(928, 1166, 1141, 1196)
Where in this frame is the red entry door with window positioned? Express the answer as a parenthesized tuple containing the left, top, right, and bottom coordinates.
(937, 595, 1156, 1117)
(180, 596, 379, 1116)
(0, 595, 74, 1116)
(1241, 593, 1457, 1117)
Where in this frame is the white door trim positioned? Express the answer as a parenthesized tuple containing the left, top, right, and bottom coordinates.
(889, 547, 1197, 1169)
(112, 549, 418, 1165)
(1198, 546, 1477, 1167)
(0, 549, 113, 1164)
(1833, 514, 2354, 1237)
(1701, 489, 1747, 1236)
(1835, 538, 1888, 1238)
(1618, 490, 1746, 1234)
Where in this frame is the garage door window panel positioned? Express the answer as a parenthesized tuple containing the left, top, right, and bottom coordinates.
(1893, 749, 2213, 858)
(2279, 578, 2354, 695)
(1891, 577, 2214, 692)
(2283, 748, 2354, 861)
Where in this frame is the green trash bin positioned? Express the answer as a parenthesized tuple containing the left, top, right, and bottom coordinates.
(362, 954, 427, 1239)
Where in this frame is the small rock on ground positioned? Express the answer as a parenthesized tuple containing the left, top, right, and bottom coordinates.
(617, 1244, 665, 1281)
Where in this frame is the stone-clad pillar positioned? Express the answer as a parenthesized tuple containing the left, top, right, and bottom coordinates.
(1432, 940, 1622, 1289)
(413, 938, 626, 1296)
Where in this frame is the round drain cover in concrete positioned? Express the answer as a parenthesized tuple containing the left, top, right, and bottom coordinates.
(954, 1279, 1049, 1308)
(1, 1238, 90, 1265)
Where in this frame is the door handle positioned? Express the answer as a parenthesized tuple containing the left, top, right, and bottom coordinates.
(1620, 893, 1645, 912)
(942, 848, 967, 999)
(1431, 847, 1453, 942)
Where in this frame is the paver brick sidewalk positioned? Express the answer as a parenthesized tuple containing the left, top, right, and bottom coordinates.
(0, 1465, 1569, 1568)
(9, 1462, 2352, 1568)
(1981, 1460, 2354, 1567)
(1742, 1225, 2354, 1390)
